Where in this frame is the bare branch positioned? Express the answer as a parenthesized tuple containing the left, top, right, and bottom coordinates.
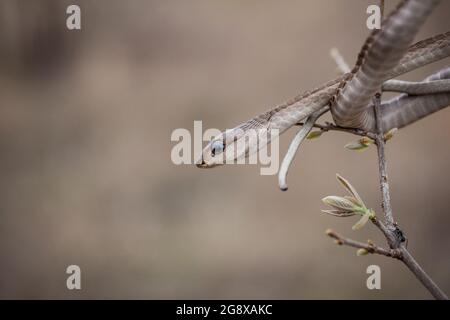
(296, 121, 377, 140)
(324, 92, 448, 300)
(400, 247, 448, 300)
(380, 0, 385, 20)
(330, 47, 351, 74)
(371, 217, 397, 246)
(373, 93, 395, 228)
(373, 93, 448, 300)
(325, 229, 401, 259)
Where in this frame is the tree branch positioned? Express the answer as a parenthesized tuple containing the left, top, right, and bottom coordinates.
(296, 120, 377, 140)
(292, 0, 449, 300)
(325, 229, 401, 259)
(400, 247, 448, 300)
(330, 47, 351, 74)
(372, 92, 448, 299)
(323, 85, 448, 300)
(373, 93, 395, 229)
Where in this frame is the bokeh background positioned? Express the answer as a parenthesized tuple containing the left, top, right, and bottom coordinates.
(0, 0, 449, 299)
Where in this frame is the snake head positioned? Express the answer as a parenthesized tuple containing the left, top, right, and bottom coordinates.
(196, 127, 272, 168)
(196, 128, 245, 169)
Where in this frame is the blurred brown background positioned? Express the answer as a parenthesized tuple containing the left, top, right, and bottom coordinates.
(0, 0, 449, 299)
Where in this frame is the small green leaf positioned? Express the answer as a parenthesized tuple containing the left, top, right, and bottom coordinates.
(357, 248, 369, 256)
(344, 137, 374, 151)
(336, 174, 365, 207)
(322, 196, 359, 212)
(307, 131, 323, 140)
(366, 209, 376, 219)
(321, 209, 355, 217)
(344, 141, 369, 151)
(344, 196, 360, 206)
(352, 212, 371, 230)
(359, 137, 374, 146)
(384, 128, 398, 141)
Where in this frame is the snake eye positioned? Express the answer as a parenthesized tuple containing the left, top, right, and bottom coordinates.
(211, 140, 224, 157)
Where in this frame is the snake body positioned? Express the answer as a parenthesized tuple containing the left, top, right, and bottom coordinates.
(197, 0, 450, 168)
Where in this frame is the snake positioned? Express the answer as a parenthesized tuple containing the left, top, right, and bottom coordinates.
(196, 0, 450, 169)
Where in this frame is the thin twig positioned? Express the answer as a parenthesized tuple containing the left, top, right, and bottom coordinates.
(400, 247, 448, 300)
(330, 47, 351, 74)
(326, 229, 402, 259)
(296, 121, 377, 140)
(373, 93, 395, 229)
(371, 216, 397, 246)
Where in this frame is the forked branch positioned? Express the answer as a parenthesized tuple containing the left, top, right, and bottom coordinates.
(373, 93, 448, 300)
(325, 229, 401, 259)
(322, 93, 448, 300)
